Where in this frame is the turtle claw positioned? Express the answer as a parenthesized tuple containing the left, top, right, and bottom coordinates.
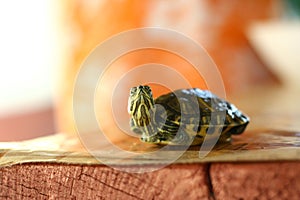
(141, 135, 159, 143)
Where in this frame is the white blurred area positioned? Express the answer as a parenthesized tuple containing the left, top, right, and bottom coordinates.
(0, 0, 63, 116)
(248, 20, 300, 88)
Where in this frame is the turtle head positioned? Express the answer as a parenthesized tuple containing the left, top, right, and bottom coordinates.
(128, 85, 155, 127)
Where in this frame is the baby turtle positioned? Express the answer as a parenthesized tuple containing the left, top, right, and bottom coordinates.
(128, 85, 249, 145)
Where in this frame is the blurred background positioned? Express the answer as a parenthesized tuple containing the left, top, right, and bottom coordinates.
(0, 0, 299, 142)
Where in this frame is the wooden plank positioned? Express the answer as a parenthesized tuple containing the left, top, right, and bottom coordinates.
(1, 129, 300, 168)
(0, 163, 210, 199)
(210, 162, 300, 200)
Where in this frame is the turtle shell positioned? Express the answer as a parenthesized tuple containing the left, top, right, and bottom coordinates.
(153, 88, 249, 144)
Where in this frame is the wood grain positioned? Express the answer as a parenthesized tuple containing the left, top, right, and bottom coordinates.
(1, 160, 300, 199)
(210, 162, 300, 200)
(0, 163, 210, 200)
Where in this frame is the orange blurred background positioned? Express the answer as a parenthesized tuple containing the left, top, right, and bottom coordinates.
(1, 0, 293, 142)
(58, 0, 281, 140)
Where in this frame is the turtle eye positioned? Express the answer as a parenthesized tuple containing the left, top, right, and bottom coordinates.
(144, 85, 151, 92)
(130, 87, 137, 96)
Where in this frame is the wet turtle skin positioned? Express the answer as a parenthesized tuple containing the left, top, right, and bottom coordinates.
(128, 86, 249, 146)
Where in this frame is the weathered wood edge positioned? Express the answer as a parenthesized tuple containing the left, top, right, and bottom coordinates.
(1, 147, 300, 168)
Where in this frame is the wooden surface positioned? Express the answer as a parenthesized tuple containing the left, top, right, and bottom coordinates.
(1, 85, 300, 199)
(0, 129, 300, 167)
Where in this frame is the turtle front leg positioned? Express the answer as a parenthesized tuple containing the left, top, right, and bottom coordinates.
(140, 134, 161, 144)
(141, 129, 190, 145)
